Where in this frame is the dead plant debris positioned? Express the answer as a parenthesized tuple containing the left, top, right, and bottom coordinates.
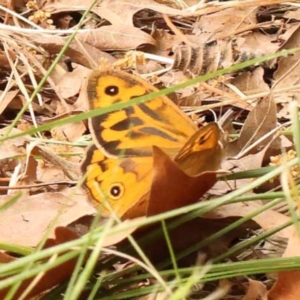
(1, 0, 300, 299)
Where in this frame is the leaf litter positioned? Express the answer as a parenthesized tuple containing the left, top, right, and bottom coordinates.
(1, 0, 300, 299)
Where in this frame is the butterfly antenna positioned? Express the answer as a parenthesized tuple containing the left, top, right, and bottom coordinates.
(218, 109, 235, 132)
(208, 109, 217, 123)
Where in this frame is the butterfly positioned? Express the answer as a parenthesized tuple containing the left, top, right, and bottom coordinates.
(81, 69, 222, 218)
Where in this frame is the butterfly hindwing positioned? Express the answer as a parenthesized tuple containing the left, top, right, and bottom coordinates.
(81, 144, 152, 216)
(174, 123, 222, 176)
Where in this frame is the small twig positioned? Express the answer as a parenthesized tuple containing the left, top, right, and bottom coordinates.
(233, 122, 292, 159)
(162, 14, 193, 46)
(0, 4, 42, 29)
(200, 81, 251, 110)
(0, 23, 90, 34)
(0, 181, 77, 190)
(208, 20, 283, 43)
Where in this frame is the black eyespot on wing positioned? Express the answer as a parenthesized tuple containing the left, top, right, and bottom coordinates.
(105, 85, 119, 96)
(110, 183, 124, 199)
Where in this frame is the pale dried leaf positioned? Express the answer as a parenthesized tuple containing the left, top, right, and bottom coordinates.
(193, 7, 258, 42)
(274, 26, 300, 93)
(0, 190, 96, 246)
(34, 145, 80, 181)
(268, 227, 300, 299)
(55, 65, 91, 99)
(232, 67, 270, 96)
(205, 201, 292, 239)
(29, 34, 115, 68)
(102, 217, 145, 247)
(242, 279, 268, 300)
(282, 226, 300, 258)
(43, 0, 189, 26)
(51, 122, 86, 142)
(236, 32, 280, 58)
(226, 97, 277, 157)
(77, 25, 156, 51)
(284, 9, 300, 21)
(0, 90, 19, 115)
(37, 164, 67, 184)
(93, 0, 186, 26)
(0, 127, 27, 160)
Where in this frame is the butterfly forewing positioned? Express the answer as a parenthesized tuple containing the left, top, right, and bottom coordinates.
(174, 123, 223, 176)
(87, 70, 197, 156)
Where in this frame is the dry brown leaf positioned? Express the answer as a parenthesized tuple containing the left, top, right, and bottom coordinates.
(278, 23, 300, 47)
(226, 150, 265, 173)
(269, 271, 300, 300)
(235, 32, 280, 58)
(123, 216, 259, 265)
(220, 133, 293, 194)
(284, 9, 300, 21)
(214, 146, 270, 195)
(147, 146, 218, 216)
(193, 7, 258, 42)
(102, 217, 145, 247)
(151, 29, 185, 57)
(0, 90, 19, 115)
(232, 67, 270, 96)
(268, 226, 300, 299)
(49, 97, 87, 142)
(0, 252, 16, 263)
(282, 226, 300, 257)
(36, 163, 67, 184)
(77, 25, 156, 51)
(52, 64, 91, 99)
(92, 0, 186, 26)
(273, 25, 300, 117)
(29, 35, 116, 68)
(226, 96, 277, 157)
(33, 144, 81, 180)
(0, 51, 11, 70)
(122, 146, 218, 219)
(205, 201, 292, 239)
(158, 70, 196, 100)
(43, 0, 188, 26)
(0, 190, 95, 246)
(268, 226, 300, 300)
(18, 145, 38, 187)
(51, 122, 86, 142)
(0, 127, 27, 160)
(0, 227, 81, 300)
(242, 278, 268, 300)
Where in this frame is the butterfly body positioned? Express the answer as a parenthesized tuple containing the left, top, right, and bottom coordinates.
(81, 69, 222, 217)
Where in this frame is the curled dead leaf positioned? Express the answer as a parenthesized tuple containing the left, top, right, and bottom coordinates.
(122, 146, 218, 219)
(226, 96, 277, 158)
(147, 146, 218, 216)
(120, 216, 259, 266)
(0, 227, 80, 300)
